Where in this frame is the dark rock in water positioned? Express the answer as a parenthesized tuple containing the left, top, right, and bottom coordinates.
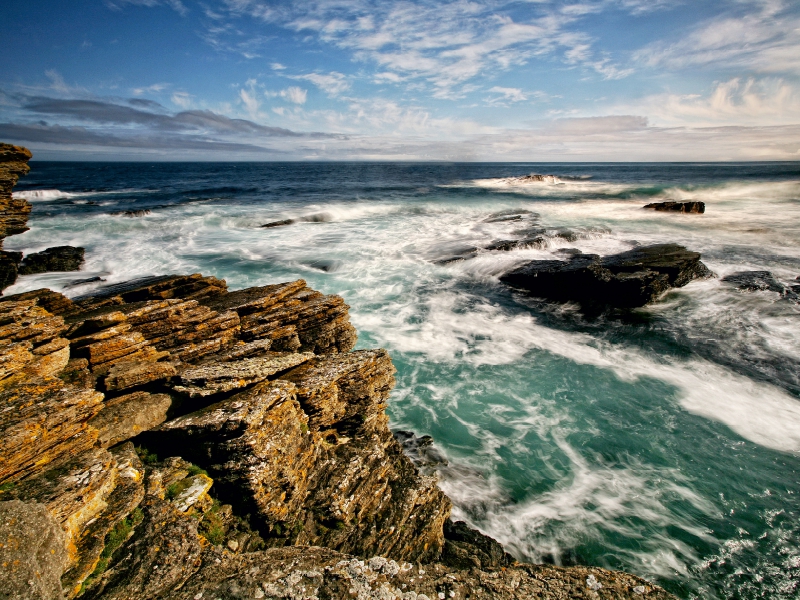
(111, 209, 151, 217)
(301, 212, 332, 223)
(304, 259, 341, 272)
(0, 250, 22, 292)
(722, 270, 799, 301)
(485, 237, 547, 252)
(394, 430, 449, 475)
(511, 226, 547, 237)
(722, 270, 785, 293)
(644, 201, 705, 214)
(501, 243, 713, 309)
(442, 519, 514, 570)
(434, 253, 478, 265)
(555, 247, 582, 256)
(261, 218, 295, 228)
(554, 229, 579, 242)
(64, 276, 106, 288)
(433, 245, 480, 265)
(485, 239, 520, 252)
(19, 246, 85, 275)
(485, 214, 523, 223)
(483, 209, 538, 224)
(0, 500, 69, 600)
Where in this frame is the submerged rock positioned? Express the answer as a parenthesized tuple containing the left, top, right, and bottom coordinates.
(19, 246, 85, 275)
(260, 218, 295, 228)
(484, 237, 547, 252)
(722, 270, 799, 301)
(643, 201, 705, 214)
(501, 243, 713, 310)
(110, 209, 150, 217)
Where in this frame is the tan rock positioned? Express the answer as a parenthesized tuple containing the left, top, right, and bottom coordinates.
(0, 500, 68, 600)
(0, 378, 104, 483)
(152, 381, 318, 526)
(89, 392, 172, 448)
(0, 288, 74, 315)
(103, 359, 177, 392)
(172, 352, 313, 397)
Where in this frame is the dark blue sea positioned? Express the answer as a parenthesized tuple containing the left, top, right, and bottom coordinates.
(10, 161, 800, 599)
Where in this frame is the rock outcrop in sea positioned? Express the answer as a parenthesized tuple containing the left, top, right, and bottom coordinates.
(501, 243, 713, 310)
(643, 201, 705, 214)
(0, 144, 86, 291)
(0, 145, 675, 600)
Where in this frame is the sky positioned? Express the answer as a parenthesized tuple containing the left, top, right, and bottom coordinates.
(1, 0, 799, 161)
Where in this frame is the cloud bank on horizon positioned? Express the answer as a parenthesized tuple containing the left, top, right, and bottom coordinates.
(1, 0, 799, 160)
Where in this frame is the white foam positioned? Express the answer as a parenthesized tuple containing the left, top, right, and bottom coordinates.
(13, 189, 79, 201)
(519, 319, 800, 454)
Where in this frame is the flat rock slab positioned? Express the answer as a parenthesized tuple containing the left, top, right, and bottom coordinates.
(167, 546, 676, 600)
(0, 500, 68, 600)
(89, 391, 172, 448)
(173, 352, 314, 397)
(501, 243, 713, 310)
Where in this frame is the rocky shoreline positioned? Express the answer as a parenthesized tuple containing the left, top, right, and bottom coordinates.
(0, 144, 675, 599)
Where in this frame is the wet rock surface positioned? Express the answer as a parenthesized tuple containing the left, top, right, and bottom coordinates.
(501, 243, 713, 310)
(643, 201, 705, 214)
(722, 270, 800, 301)
(19, 246, 86, 275)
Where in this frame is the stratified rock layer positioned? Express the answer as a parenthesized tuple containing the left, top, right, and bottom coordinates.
(501, 243, 713, 310)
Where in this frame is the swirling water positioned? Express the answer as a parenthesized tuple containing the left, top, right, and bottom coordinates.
(9, 161, 800, 599)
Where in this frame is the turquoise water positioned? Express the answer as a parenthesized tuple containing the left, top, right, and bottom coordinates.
(9, 162, 800, 598)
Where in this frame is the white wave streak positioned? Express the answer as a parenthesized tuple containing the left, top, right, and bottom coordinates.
(13, 189, 80, 201)
(363, 288, 800, 453)
(445, 439, 716, 578)
(527, 325, 800, 454)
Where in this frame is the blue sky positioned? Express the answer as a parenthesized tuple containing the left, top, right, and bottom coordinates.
(1, 0, 799, 160)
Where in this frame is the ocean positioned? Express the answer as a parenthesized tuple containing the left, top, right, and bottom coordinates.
(8, 161, 800, 599)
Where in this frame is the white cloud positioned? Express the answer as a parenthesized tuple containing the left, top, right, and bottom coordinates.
(213, 1, 632, 95)
(45, 70, 70, 93)
(271, 62, 286, 70)
(623, 77, 800, 127)
(105, 0, 188, 16)
(279, 86, 307, 104)
(132, 83, 169, 95)
(292, 72, 350, 96)
(171, 91, 193, 108)
(488, 86, 527, 103)
(239, 80, 261, 118)
(634, 0, 800, 75)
